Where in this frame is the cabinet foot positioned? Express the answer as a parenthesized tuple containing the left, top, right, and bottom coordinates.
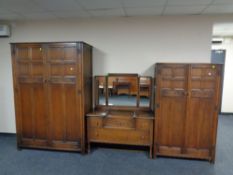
(87, 143, 91, 153)
(17, 146, 22, 151)
(149, 146, 153, 159)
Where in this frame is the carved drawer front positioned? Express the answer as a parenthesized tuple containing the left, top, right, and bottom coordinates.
(89, 128, 150, 145)
(104, 117, 134, 128)
(135, 119, 151, 130)
(88, 117, 103, 128)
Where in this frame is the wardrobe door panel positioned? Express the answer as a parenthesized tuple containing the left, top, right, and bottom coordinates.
(49, 84, 81, 142)
(47, 43, 76, 62)
(49, 84, 64, 141)
(47, 43, 81, 148)
(31, 63, 43, 76)
(18, 63, 30, 76)
(64, 47, 76, 60)
(19, 84, 33, 138)
(31, 47, 43, 61)
(50, 64, 65, 76)
(13, 44, 48, 145)
(185, 98, 213, 149)
(65, 85, 81, 141)
(48, 48, 64, 61)
(159, 97, 187, 147)
(33, 84, 47, 140)
(16, 47, 29, 60)
(184, 64, 221, 160)
(155, 64, 188, 156)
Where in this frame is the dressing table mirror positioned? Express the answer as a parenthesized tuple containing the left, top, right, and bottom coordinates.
(95, 76, 106, 106)
(107, 74, 138, 107)
(139, 76, 152, 108)
(95, 74, 152, 109)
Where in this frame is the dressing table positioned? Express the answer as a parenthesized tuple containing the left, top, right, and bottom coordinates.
(86, 74, 154, 158)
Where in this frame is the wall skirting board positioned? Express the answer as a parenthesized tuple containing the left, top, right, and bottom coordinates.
(220, 113, 233, 115)
(0, 133, 16, 136)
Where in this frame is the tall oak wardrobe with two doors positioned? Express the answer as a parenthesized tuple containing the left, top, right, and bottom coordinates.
(11, 42, 92, 153)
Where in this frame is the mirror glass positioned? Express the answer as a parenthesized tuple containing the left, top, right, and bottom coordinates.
(95, 76, 106, 105)
(139, 77, 151, 107)
(107, 74, 138, 106)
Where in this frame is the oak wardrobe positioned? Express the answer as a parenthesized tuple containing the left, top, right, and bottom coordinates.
(11, 42, 92, 153)
(154, 63, 222, 162)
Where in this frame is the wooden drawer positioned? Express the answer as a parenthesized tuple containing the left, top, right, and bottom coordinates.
(88, 128, 150, 145)
(104, 117, 134, 128)
(87, 117, 103, 128)
(136, 119, 151, 130)
(88, 116, 152, 130)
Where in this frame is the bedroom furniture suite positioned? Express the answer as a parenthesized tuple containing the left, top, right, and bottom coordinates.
(11, 42, 222, 162)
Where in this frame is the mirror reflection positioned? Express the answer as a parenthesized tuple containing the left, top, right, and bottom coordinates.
(95, 74, 152, 108)
(108, 74, 138, 106)
(139, 77, 151, 107)
(95, 76, 106, 105)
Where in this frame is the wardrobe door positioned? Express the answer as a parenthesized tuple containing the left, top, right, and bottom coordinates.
(184, 64, 222, 161)
(155, 64, 188, 157)
(12, 44, 48, 147)
(46, 43, 82, 151)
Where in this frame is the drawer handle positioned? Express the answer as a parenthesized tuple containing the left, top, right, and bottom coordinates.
(141, 136, 145, 140)
(95, 132, 99, 136)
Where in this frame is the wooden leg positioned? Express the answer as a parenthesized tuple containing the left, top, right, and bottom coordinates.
(17, 145, 22, 151)
(149, 145, 153, 159)
(81, 145, 86, 154)
(153, 144, 157, 159)
(210, 157, 215, 164)
(87, 143, 91, 153)
(210, 152, 216, 164)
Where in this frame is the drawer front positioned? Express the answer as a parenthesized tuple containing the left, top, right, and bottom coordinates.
(87, 117, 103, 128)
(135, 119, 152, 130)
(88, 116, 153, 130)
(104, 117, 134, 128)
(88, 128, 150, 145)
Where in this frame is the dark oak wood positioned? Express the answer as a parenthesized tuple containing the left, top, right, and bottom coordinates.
(86, 110, 154, 158)
(154, 63, 222, 162)
(11, 42, 92, 153)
